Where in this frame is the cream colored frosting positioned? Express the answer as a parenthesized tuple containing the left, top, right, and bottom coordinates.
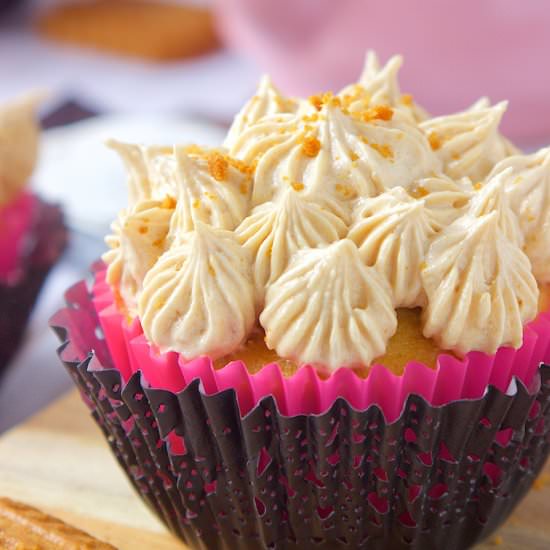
(348, 187, 439, 307)
(236, 189, 347, 305)
(139, 223, 255, 359)
(104, 50, 550, 369)
(0, 93, 42, 205)
(167, 146, 252, 240)
(103, 198, 175, 314)
(420, 101, 514, 181)
(469, 168, 523, 246)
(229, 98, 441, 210)
(339, 51, 429, 123)
(260, 239, 397, 370)
(106, 140, 174, 205)
(422, 210, 538, 355)
(407, 174, 473, 229)
(488, 147, 550, 281)
(224, 75, 298, 149)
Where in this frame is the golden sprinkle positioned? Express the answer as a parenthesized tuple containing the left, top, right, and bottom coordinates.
(183, 144, 203, 155)
(401, 94, 414, 106)
(227, 156, 255, 176)
(239, 182, 249, 195)
(473, 182, 483, 191)
(309, 94, 324, 111)
(208, 263, 216, 277)
(428, 132, 442, 151)
(419, 261, 427, 270)
(409, 185, 429, 199)
(302, 113, 319, 123)
(335, 183, 356, 199)
(161, 196, 176, 209)
(138, 226, 148, 235)
(362, 105, 394, 123)
(205, 191, 217, 200)
(308, 91, 340, 111)
(301, 135, 322, 157)
(451, 152, 460, 160)
(152, 238, 164, 248)
(492, 536, 503, 546)
(369, 142, 394, 159)
(207, 152, 229, 181)
(291, 182, 305, 191)
(349, 151, 359, 162)
(192, 198, 201, 209)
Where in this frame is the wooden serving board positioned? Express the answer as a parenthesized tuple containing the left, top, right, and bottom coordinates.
(0, 390, 549, 549)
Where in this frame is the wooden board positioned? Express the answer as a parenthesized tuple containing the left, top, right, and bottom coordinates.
(0, 390, 549, 549)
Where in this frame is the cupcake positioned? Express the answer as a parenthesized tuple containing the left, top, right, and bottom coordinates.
(52, 52, 550, 550)
(0, 94, 67, 370)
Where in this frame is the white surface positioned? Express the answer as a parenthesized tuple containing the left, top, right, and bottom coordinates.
(34, 114, 226, 235)
(0, 30, 260, 121)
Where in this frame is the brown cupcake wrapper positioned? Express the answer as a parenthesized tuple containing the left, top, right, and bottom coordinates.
(0, 198, 67, 371)
(51, 279, 550, 550)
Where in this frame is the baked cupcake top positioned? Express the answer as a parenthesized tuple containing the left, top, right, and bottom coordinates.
(0, 93, 42, 206)
(104, 51, 549, 372)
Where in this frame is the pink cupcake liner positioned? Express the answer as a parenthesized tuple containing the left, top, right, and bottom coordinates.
(50, 271, 550, 550)
(0, 191, 36, 281)
(91, 264, 550, 422)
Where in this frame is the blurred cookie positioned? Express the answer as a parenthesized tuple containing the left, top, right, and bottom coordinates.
(0, 497, 116, 549)
(36, 0, 220, 61)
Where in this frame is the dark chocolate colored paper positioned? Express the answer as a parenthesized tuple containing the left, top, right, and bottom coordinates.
(1, 198, 67, 371)
(51, 279, 550, 550)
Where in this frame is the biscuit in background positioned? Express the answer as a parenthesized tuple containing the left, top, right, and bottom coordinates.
(36, 0, 220, 61)
(0, 496, 116, 549)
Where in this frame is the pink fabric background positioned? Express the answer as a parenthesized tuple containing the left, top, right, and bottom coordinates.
(215, 0, 550, 144)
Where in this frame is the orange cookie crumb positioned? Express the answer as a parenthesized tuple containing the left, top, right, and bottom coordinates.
(301, 136, 322, 158)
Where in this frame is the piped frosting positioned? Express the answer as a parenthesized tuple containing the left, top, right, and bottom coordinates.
(348, 187, 439, 307)
(102, 50, 549, 371)
(422, 209, 538, 355)
(420, 100, 513, 181)
(229, 98, 440, 210)
(139, 223, 255, 359)
(488, 147, 550, 281)
(260, 239, 397, 370)
(224, 75, 298, 149)
(236, 189, 347, 305)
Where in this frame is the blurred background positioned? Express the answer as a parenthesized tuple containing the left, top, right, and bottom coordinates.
(1, 0, 550, 431)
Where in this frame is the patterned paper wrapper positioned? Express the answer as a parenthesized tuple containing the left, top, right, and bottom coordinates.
(0, 195, 67, 371)
(51, 266, 550, 550)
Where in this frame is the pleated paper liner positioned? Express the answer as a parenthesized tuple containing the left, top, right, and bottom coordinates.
(0, 195, 67, 370)
(50, 268, 550, 549)
(91, 264, 550, 420)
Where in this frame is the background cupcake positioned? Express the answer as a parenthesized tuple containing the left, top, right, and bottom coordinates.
(0, 93, 67, 371)
(52, 52, 550, 549)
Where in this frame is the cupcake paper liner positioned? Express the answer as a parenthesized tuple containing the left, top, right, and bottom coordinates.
(91, 265, 550, 421)
(0, 196, 67, 370)
(51, 268, 550, 550)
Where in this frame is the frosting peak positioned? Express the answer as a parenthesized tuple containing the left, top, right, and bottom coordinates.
(167, 146, 252, 240)
(236, 189, 347, 305)
(260, 239, 397, 370)
(422, 209, 538, 355)
(348, 187, 439, 307)
(139, 223, 255, 359)
(420, 100, 513, 181)
(230, 97, 441, 211)
(488, 147, 550, 281)
(224, 75, 298, 149)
